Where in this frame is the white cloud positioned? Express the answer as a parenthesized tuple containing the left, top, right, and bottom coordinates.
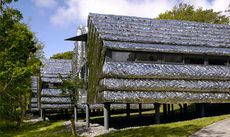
(33, 0, 57, 9)
(50, 0, 230, 28)
(50, 0, 177, 27)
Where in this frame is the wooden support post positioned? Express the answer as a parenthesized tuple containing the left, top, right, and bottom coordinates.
(171, 104, 174, 114)
(155, 103, 160, 124)
(200, 103, 205, 117)
(183, 104, 188, 114)
(126, 103, 130, 119)
(163, 104, 167, 116)
(41, 109, 46, 121)
(179, 104, 183, 114)
(85, 104, 90, 129)
(167, 104, 170, 114)
(139, 103, 142, 117)
(74, 105, 78, 122)
(104, 103, 110, 130)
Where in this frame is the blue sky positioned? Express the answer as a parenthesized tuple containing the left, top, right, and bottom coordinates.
(11, 0, 230, 58)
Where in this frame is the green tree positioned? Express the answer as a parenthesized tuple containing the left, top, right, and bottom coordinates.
(0, 1, 42, 128)
(157, 3, 229, 24)
(50, 51, 73, 59)
(59, 74, 84, 136)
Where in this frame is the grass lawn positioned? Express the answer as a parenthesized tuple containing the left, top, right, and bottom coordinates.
(0, 109, 229, 137)
(0, 120, 72, 137)
(98, 114, 230, 137)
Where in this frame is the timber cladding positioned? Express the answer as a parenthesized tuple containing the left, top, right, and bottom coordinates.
(87, 13, 230, 104)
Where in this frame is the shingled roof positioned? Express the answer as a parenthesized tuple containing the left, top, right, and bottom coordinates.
(88, 13, 230, 56)
(40, 59, 72, 83)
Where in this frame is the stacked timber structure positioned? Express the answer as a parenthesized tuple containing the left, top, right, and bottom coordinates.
(68, 13, 230, 129)
(40, 59, 72, 120)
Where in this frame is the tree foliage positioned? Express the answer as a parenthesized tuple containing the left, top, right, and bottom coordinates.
(157, 3, 229, 24)
(50, 51, 73, 60)
(0, 1, 43, 127)
(58, 74, 83, 137)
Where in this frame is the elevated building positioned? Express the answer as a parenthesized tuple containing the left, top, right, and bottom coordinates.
(67, 13, 230, 129)
(39, 59, 72, 120)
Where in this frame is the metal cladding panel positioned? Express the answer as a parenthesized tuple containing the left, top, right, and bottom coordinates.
(31, 108, 39, 111)
(89, 13, 230, 48)
(31, 98, 38, 103)
(102, 91, 230, 103)
(40, 89, 73, 109)
(101, 62, 230, 102)
(31, 76, 38, 89)
(73, 26, 88, 75)
(31, 103, 38, 108)
(40, 97, 71, 104)
(101, 78, 230, 92)
(41, 77, 62, 83)
(41, 104, 73, 109)
(103, 62, 230, 80)
(104, 41, 230, 56)
(41, 89, 69, 96)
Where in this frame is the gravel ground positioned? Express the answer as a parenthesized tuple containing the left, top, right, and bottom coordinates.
(64, 120, 147, 137)
(64, 120, 116, 137)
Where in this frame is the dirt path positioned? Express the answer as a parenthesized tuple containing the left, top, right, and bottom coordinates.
(190, 118, 230, 137)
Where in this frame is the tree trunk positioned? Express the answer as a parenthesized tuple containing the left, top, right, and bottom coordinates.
(70, 118, 77, 136)
(16, 94, 26, 128)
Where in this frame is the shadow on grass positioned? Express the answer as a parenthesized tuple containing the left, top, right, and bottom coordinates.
(90, 111, 198, 129)
(99, 124, 201, 137)
(89, 103, 230, 130)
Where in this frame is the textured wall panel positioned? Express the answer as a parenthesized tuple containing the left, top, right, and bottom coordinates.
(101, 78, 230, 92)
(72, 26, 88, 75)
(104, 41, 230, 56)
(40, 97, 71, 104)
(31, 98, 38, 103)
(41, 77, 62, 83)
(41, 104, 73, 109)
(41, 89, 69, 96)
(103, 62, 230, 80)
(31, 76, 38, 89)
(102, 91, 230, 103)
